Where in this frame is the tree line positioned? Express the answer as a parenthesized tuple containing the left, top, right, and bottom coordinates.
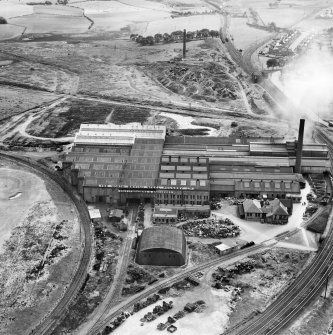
(130, 29, 220, 46)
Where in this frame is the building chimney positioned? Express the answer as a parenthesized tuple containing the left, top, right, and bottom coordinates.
(183, 29, 186, 59)
(295, 119, 305, 173)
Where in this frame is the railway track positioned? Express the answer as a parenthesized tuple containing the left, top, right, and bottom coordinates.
(89, 243, 267, 334)
(224, 208, 333, 335)
(0, 152, 94, 335)
(224, 127, 333, 335)
(81, 205, 139, 335)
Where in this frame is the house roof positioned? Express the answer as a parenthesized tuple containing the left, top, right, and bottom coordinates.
(270, 198, 289, 216)
(263, 199, 289, 216)
(243, 199, 262, 213)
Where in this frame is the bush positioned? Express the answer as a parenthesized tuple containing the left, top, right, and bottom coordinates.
(0, 16, 7, 24)
(231, 121, 238, 127)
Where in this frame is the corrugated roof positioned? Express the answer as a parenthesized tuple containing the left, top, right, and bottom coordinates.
(139, 226, 186, 255)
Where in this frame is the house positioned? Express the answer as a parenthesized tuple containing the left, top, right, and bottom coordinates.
(242, 199, 262, 221)
(241, 198, 290, 224)
(263, 198, 289, 224)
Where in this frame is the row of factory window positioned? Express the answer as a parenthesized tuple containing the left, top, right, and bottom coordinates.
(73, 147, 130, 154)
(160, 173, 208, 179)
(160, 165, 207, 172)
(161, 156, 208, 164)
(241, 181, 291, 189)
(160, 179, 207, 187)
(156, 193, 208, 199)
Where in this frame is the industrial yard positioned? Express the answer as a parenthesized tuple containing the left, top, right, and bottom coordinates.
(1, 0, 333, 334)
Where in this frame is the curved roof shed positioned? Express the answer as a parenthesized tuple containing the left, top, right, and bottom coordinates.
(137, 226, 186, 266)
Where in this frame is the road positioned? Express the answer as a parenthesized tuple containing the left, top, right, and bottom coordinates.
(0, 152, 94, 335)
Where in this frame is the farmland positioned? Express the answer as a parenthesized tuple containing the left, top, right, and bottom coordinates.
(143, 14, 221, 36)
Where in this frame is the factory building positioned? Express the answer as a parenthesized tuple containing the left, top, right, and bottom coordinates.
(154, 155, 211, 216)
(136, 226, 186, 266)
(63, 123, 166, 204)
(63, 120, 330, 210)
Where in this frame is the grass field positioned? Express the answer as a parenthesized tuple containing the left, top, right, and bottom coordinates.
(9, 14, 90, 35)
(0, 2, 33, 19)
(0, 86, 58, 122)
(144, 14, 221, 35)
(0, 24, 25, 41)
(0, 60, 79, 93)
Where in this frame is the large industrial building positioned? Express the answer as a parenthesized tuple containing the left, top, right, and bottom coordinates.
(63, 121, 330, 211)
(136, 226, 186, 266)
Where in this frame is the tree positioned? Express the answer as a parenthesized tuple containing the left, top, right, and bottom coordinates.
(209, 30, 219, 38)
(266, 58, 279, 68)
(0, 16, 7, 24)
(278, 58, 286, 67)
(163, 33, 171, 43)
(186, 31, 195, 40)
(146, 36, 155, 45)
(136, 35, 143, 44)
(154, 33, 163, 43)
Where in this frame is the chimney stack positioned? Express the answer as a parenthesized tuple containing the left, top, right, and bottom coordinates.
(183, 29, 186, 59)
(295, 118, 305, 173)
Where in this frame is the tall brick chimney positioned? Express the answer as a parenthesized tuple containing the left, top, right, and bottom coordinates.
(295, 118, 305, 173)
(183, 29, 186, 59)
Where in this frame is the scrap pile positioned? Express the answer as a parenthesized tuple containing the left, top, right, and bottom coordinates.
(133, 294, 161, 313)
(157, 300, 206, 331)
(212, 259, 256, 288)
(181, 218, 240, 238)
(99, 311, 131, 335)
(140, 301, 173, 323)
(122, 264, 158, 296)
(135, 203, 145, 229)
(92, 222, 122, 272)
